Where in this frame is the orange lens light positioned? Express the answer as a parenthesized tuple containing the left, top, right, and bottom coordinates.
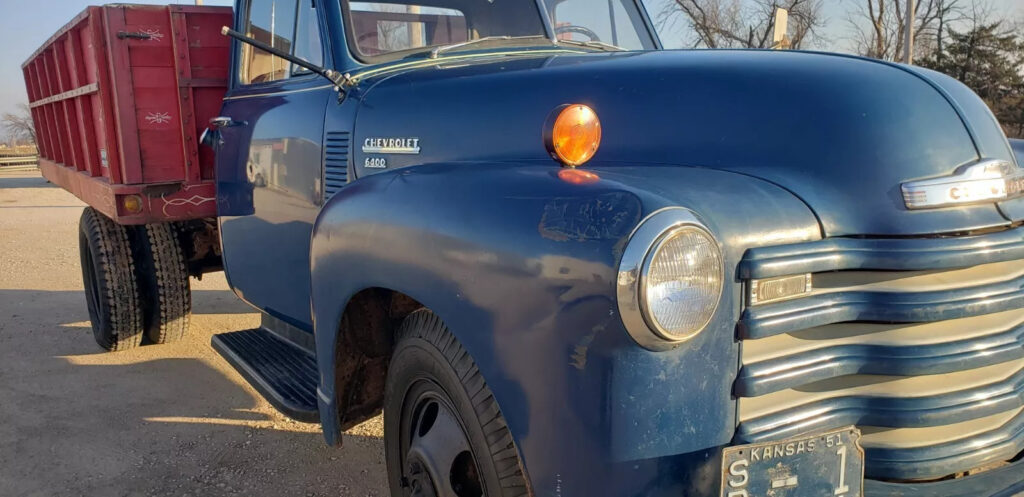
(547, 104, 601, 167)
(122, 195, 143, 214)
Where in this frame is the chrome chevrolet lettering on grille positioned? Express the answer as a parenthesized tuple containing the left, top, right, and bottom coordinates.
(902, 159, 1024, 209)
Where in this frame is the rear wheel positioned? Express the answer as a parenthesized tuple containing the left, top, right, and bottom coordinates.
(384, 310, 529, 497)
(79, 207, 143, 351)
(135, 222, 191, 344)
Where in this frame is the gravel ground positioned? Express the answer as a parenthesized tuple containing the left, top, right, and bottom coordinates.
(0, 169, 387, 497)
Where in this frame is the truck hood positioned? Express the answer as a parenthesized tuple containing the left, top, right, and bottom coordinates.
(351, 49, 1022, 236)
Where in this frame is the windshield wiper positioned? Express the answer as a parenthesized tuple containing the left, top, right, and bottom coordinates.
(555, 39, 627, 52)
(429, 35, 549, 59)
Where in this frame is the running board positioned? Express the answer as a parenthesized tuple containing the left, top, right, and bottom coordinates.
(211, 328, 320, 423)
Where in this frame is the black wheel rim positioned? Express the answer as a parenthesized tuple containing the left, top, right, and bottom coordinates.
(400, 381, 483, 497)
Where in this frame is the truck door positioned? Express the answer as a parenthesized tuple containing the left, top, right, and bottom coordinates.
(215, 0, 330, 331)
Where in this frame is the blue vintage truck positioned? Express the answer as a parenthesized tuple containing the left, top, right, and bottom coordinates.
(30, 0, 1024, 496)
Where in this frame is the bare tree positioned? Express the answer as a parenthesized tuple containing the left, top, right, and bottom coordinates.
(2, 104, 36, 146)
(656, 0, 826, 49)
(846, 0, 967, 61)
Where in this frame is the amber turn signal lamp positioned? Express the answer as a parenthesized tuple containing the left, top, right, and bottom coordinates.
(122, 195, 143, 214)
(545, 104, 601, 167)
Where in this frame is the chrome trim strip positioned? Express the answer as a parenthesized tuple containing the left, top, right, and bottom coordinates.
(902, 159, 1024, 210)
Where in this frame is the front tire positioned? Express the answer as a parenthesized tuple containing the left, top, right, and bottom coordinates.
(385, 310, 529, 497)
(78, 207, 144, 351)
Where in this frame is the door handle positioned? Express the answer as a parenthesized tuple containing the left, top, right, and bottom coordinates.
(211, 116, 243, 128)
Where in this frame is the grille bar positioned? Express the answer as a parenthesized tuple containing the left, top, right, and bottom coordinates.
(736, 225, 1024, 481)
(736, 318, 1024, 397)
(865, 407, 1024, 480)
(739, 272, 1024, 339)
(737, 361, 1024, 443)
(739, 227, 1024, 279)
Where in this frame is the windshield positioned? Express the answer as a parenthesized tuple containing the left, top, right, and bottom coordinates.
(341, 0, 658, 63)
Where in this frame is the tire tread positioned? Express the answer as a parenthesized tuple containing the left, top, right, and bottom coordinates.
(393, 310, 530, 496)
(139, 223, 191, 344)
(79, 208, 143, 351)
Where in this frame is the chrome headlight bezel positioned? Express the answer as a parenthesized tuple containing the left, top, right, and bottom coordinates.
(616, 208, 724, 351)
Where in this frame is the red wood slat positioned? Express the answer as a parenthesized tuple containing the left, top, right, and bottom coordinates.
(89, 7, 122, 183)
(44, 48, 68, 165)
(49, 46, 75, 168)
(39, 52, 65, 165)
(66, 27, 99, 176)
(32, 60, 57, 161)
(31, 61, 51, 159)
(103, 7, 143, 184)
(172, 9, 201, 183)
(34, 62, 54, 161)
(24, 65, 49, 158)
(56, 38, 85, 171)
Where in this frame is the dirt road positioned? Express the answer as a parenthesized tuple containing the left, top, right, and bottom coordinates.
(0, 170, 387, 496)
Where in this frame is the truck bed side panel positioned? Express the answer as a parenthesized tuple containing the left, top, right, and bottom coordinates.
(22, 5, 232, 224)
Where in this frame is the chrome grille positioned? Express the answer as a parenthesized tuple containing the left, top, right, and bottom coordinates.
(736, 226, 1024, 481)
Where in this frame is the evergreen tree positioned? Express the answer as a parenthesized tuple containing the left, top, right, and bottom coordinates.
(921, 22, 1024, 137)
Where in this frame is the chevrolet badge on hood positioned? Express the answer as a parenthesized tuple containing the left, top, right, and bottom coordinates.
(901, 159, 1024, 209)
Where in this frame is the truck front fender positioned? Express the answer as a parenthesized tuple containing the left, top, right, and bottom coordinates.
(309, 161, 821, 496)
(310, 161, 647, 436)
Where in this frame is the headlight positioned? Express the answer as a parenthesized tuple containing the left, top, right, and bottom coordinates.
(618, 208, 724, 350)
(641, 226, 723, 339)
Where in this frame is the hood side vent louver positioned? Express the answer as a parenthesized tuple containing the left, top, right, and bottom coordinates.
(324, 131, 350, 201)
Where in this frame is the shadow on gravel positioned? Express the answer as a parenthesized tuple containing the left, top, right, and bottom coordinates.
(0, 289, 256, 316)
(0, 175, 55, 189)
(0, 301, 387, 496)
(1, 355, 387, 496)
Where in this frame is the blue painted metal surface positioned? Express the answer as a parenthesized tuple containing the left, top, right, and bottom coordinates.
(216, 76, 333, 332)
(210, 1, 1024, 494)
(347, 49, 1016, 236)
(215, 0, 341, 332)
(309, 163, 820, 496)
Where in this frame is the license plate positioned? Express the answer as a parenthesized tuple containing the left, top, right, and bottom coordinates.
(721, 427, 864, 497)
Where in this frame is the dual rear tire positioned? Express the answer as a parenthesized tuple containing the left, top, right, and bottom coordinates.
(78, 207, 191, 351)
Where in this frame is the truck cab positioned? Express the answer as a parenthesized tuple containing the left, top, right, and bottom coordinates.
(33, 0, 1024, 495)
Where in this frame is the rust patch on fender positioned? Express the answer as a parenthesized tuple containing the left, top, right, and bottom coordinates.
(539, 192, 641, 243)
